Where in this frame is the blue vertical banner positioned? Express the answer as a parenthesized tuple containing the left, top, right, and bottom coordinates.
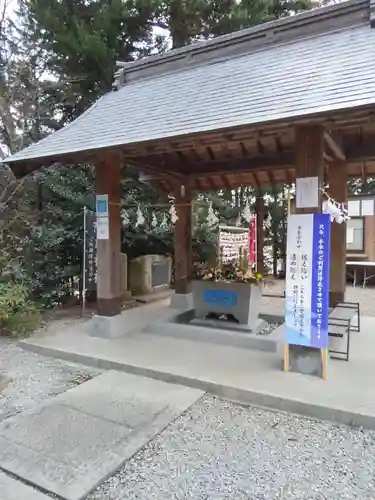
(310, 214, 331, 348)
(285, 213, 330, 349)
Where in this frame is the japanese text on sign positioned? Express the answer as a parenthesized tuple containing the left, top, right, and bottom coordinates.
(284, 214, 330, 349)
(315, 223, 326, 342)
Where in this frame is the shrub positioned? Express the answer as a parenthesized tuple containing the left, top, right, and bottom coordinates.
(0, 282, 41, 337)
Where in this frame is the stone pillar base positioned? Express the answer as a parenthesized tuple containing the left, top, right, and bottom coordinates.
(170, 293, 194, 311)
(87, 314, 126, 339)
(97, 296, 122, 317)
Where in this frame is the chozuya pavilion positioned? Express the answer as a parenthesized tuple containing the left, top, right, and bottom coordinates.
(4, 0, 375, 339)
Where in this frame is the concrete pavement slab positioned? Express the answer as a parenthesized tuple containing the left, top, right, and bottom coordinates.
(0, 371, 203, 500)
(19, 314, 375, 430)
(0, 471, 50, 500)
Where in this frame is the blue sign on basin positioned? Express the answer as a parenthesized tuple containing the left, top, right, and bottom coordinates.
(203, 289, 238, 307)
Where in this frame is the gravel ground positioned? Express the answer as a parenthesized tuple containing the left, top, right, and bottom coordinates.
(0, 337, 101, 422)
(88, 395, 375, 500)
(258, 322, 281, 336)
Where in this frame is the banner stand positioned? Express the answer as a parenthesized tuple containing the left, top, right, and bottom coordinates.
(283, 213, 331, 380)
(283, 345, 328, 380)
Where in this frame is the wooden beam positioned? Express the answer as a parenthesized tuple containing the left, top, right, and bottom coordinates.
(268, 170, 276, 188)
(347, 141, 375, 161)
(285, 169, 293, 185)
(240, 141, 248, 156)
(324, 130, 345, 161)
(96, 153, 122, 316)
(253, 172, 260, 189)
(257, 139, 265, 155)
(275, 137, 283, 154)
(174, 184, 192, 294)
(186, 152, 294, 178)
(125, 158, 183, 178)
(328, 161, 347, 306)
(361, 161, 366, 180)
(293, 124, 325, 377)
(140, 140, 375, 185)
(207, 147, 216, 161)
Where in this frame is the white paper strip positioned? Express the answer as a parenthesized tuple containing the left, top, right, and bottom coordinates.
(361, 199, 374, 216)
(348, 200, 360, 217)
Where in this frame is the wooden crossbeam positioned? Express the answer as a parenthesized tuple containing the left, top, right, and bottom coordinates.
(186, 152, 294, 178)
(324, 130, 346, 161)
(138, 140, 375, 185)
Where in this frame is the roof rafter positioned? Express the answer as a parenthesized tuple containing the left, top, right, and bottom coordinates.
(324, 130, 346, 161)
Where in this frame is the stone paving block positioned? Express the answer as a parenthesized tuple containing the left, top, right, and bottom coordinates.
(0, 404, 131, 468)
(0, 371, 203, 500)
(0, 471, 50, 500)
(55, 370, 191, 428)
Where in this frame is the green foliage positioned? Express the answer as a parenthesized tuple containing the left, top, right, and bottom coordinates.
(348, 179, 375, 195)
(22, 0, 157, 122)
(0, 282, 40, 337)
(2, 0, 320, 308)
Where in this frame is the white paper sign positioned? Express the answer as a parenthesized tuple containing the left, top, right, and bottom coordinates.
(296, 177, 319, 209)
(361, 199, 374, 216)
(219, 229, 249, 263)
(96, 217, 109, 240)
(347, 200, 360, 216)
(96, 194, 109, 217)
(346, 227, 354, 244)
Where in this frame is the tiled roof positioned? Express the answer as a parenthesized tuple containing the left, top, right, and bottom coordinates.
(4, 10, 375, 168)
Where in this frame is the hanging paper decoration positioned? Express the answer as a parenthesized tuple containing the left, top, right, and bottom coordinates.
(160, 213, 169, 230)
(169, 204, 178, 224)
(322, 190, 349, 225)
(151, 212, 157, 228)
(121, 210, 129, 226)
(135, 205, 145, 227)
(207, 201, 219, 227)
(242, 200, 252, 223)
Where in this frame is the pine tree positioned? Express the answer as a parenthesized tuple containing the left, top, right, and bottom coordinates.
(14, 0, 320, 304)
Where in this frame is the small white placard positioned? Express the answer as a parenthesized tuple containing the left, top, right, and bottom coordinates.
(96, 194, 109, 217)
(296, 177, 319, 208)
(346, 227, 354, 244)
(361, 199, 374, 216)
(347, 200, 360, 217)
(96, 217, 109, 240)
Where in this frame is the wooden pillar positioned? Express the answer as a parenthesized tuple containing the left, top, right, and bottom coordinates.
(96, 153, 122, 316)
(174, 184, 192, 294)
(328, 162, 347, 306)
(287, 124, 326, 377)
(294, 125, 324, 209)
(255, 194, 264, 273)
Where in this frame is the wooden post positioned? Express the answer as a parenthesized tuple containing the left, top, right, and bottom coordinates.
(255, 194, 264, 273)
(285, 124, 327, 378)
(174, 183, 192, 294)
(96, 153, 122, 316)
(328, 162, 347, 306)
